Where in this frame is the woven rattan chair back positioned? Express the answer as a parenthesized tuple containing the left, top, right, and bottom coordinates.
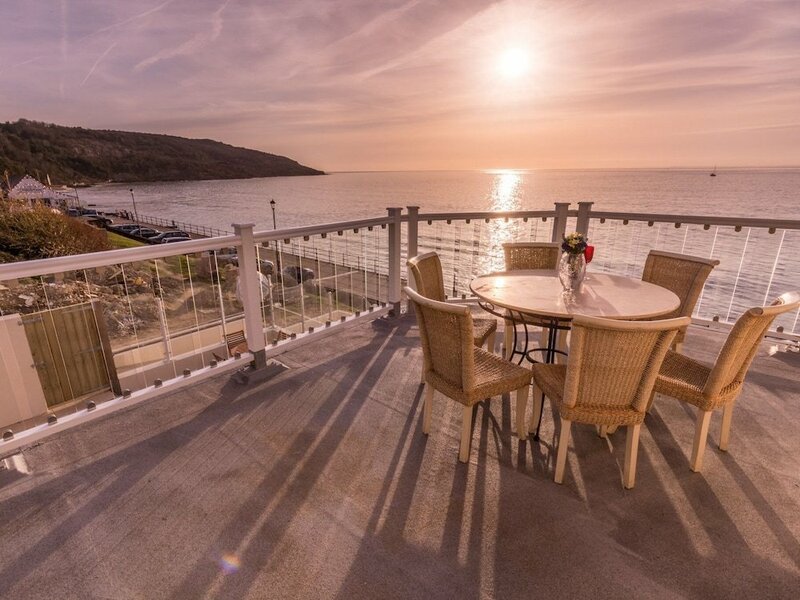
(537, 314, 690, 488)
(704, 291, 800, 398)
(406, 286, 475, 391)
(406, 286, 531, 463)
(503, 242, 560, 271)
(641, 250, 719, 320)
(564, 315, 691, 414)
(407, 251, 446, 302)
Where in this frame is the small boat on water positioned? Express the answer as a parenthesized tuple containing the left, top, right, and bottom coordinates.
(710, 166, 717, 177)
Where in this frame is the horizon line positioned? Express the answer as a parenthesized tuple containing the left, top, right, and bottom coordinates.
(328, 165, 800, 174)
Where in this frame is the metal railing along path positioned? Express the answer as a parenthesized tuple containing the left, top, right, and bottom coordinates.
(134, 214, 232, 238)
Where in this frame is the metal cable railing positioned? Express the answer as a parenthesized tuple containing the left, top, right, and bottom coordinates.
(1, 203, 797, 452)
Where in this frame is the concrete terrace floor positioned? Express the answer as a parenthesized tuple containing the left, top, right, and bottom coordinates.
(0, 313, 799, 599)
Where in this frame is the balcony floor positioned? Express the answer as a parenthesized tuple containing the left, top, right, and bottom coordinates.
(1, 314, 799, 599)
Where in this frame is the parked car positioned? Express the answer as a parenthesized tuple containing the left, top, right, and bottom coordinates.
(282, 266, 315, 284)
(150, 231, 191, 243)
(129, 227, 161, 239)
(86, 216, 113, 227)
(66, 208, 81, 217)
(110, 224, 142, 234)
(214, 248, 239, 267)
(213, 250, 274, 275)
(258, 260, 276, 276)
(161, 236, 193, 243)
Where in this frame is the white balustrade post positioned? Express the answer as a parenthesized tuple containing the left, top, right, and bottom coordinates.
(407, 206, 419, 259)
(233, 223, 267, 369)
(551, 202, 571, 242)
(576, 201, 594, 237)
(387, 207, 403, 316)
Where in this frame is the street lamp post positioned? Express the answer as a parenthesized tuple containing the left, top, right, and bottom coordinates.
(270, 199, 281, 274)
(129, 188, 139, 225)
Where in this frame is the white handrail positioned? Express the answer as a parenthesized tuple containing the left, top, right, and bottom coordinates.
(0, 217, 394, 281)
(0, 234, 240, 280)
(590, 211, 800, 231)
(253, 216, 391, 243)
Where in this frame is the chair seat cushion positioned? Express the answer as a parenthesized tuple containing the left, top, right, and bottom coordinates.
(473, 317, 498, 347)
(655, 350, 740, 410)
(531, 364, 645, 427)
(428, 347, 531, 407)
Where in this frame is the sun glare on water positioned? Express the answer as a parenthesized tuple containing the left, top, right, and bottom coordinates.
(498, 48, 530, 79)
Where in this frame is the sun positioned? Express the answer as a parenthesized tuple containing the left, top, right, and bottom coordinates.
(498, 48, 530, 79)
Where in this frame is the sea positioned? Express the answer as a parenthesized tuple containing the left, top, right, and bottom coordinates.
(79, 169, 800, 332)
(78, 168, 800, 231)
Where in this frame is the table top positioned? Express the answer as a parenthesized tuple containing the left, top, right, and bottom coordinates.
(470, 270, 681, 320)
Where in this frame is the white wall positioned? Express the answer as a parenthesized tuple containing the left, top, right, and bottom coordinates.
(0, 314, 48, 429)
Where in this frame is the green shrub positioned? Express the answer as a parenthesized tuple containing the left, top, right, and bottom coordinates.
(0, 202, 110, 262)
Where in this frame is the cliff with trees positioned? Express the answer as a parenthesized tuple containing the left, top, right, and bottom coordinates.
(0, 119, 324, 185)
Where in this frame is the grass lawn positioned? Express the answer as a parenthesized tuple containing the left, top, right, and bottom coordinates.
(107, 231, 145, 249)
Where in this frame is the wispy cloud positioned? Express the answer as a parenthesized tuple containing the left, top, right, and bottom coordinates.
(134, 0, 231, 72)
(75, 0, 178, 43)
(0, 0, 799, 169)
(81, 42, 118, 85)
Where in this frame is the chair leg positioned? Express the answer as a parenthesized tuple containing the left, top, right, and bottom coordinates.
(719, 401, 735, 451)
(459, 405, 474, 463)
(504, 319, 514, 360)
(673, 341, 684, 354)
(422, 385, 434, 434)
(486, 330, 497, 354)
(623, 423, 641, 489)
(691, 410, 713, 472)
(528, 382, 543, 435)
(515, 385, 529, 438)
(597, 425, 608, 438)
(554, 419, 572, 484)
(420, 364, 426, 385)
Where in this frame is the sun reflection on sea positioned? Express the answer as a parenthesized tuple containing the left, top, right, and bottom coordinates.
(483, 170, 524, 273)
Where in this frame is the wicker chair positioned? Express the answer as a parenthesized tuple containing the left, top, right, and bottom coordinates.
(407, 252, 497, 352)
(530, 314, 689, 488)
(641, 250, 719, 352)
(501, 242, 561, 360)
(406, 286, 532, 463)
(502, 242, 561, 271)
(652, 291, 800, 472)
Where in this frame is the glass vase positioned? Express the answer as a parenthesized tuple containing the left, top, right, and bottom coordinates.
(558, 252, 587, 294)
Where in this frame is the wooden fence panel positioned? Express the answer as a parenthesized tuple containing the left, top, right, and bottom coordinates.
(22, 302, 113, 407)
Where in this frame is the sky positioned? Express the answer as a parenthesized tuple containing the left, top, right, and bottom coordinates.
(1, 0, 799, 172)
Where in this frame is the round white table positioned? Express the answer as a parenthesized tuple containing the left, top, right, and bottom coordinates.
(470, 269, 681, 438)
(470, 269, 681, 322)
